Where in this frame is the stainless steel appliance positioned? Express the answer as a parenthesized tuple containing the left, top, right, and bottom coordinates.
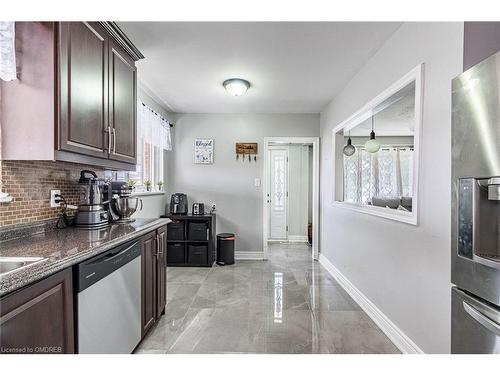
(451, 51, 500, 353)
(74, 170, 111, 229)
(192, 202, 205, 215)
(170, 193, 188, 214)
(109, 181, 142, 223)
(76, 240, 142, 354)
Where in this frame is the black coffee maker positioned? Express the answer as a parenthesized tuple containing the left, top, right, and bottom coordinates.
(170, 193, 188, 214)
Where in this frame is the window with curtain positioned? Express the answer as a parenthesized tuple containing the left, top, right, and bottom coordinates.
(343, 146, 414, 205)
(128, 102, 172, 191)
(0, 22, 17, 81)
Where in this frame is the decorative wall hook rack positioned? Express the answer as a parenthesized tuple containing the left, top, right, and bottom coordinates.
(236, 143, 258, 162)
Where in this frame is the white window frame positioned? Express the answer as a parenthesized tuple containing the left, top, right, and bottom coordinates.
(331, 64, 424, 225)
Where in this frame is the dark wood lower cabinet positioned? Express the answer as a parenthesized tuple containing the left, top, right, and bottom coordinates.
(156, 226, 167, 318)
(0, 226, 166, 352)
(141, 225, 167, 338)
(0, 269, 74, 354)
(141, 231, 157, 336)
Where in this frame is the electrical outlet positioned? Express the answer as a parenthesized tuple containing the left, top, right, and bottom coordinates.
(50, 190, 61, 208)
(211, 203, 216, 212)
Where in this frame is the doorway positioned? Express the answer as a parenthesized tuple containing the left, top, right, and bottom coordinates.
(263, 137, 320, 260)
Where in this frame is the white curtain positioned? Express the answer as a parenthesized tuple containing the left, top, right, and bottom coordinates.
(344, 146, 413, 204)
(137, 101, 172, 152)
(0, 22, 16, 81)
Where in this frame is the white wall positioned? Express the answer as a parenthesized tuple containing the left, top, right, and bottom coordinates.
(287, 144, 310, 239)
(319, 22, 463, 353)
(170, 113, 319, 252)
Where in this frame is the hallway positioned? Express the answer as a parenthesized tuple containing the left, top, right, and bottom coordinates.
(135, 242, 399, 354)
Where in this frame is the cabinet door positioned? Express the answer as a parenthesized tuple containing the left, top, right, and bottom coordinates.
(108, 38, 137, 164)
(141, 232, 157, 337)
(58, 22, 110, 158)
(0, 269, 74, 354)
(156, 226, 167, 317)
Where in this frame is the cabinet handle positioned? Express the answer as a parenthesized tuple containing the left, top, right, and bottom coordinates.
(112, 128, 117, 154)
(107, 126, 112, 154)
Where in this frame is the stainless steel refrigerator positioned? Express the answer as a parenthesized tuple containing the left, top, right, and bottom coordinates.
(451, 51, 500, 353)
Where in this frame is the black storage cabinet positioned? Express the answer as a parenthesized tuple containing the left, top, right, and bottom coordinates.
(167, 242, 185, 264)
(216, 233, 235, 266)
(188, 221, 208, 241)
(188, 244, 208, 264)
(162, 213, 216, 267)
(167, 221, 184, 240)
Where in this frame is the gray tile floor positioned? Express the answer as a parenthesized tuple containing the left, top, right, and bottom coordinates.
(134, 242, 400, 354)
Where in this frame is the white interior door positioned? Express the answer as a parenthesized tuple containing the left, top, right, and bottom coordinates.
(269, 148, 288, 240)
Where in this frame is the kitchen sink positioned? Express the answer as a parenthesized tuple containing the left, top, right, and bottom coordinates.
(0, 257, 46, 276)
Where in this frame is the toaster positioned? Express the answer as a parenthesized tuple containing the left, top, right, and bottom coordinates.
(192, 203, 205, 215)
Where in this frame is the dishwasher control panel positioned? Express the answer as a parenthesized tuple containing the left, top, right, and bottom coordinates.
(75, 239, 142, 292)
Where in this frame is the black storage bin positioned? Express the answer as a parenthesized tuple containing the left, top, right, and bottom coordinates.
(217, 233, 235, 265)
(167, 221, 185, 241)
(188, 244, 208, 265)
(167, 243, 185, 264)
(188, 222, 208, 241)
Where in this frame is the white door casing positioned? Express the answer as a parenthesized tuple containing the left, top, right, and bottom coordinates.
(268, 147, 288, 240)
(263, 137, 320, 261)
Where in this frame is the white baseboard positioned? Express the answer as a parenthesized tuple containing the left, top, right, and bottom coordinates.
(287, 235, 308, 242)
(319, 254, 424, 354)
(235, 251, 265, 260)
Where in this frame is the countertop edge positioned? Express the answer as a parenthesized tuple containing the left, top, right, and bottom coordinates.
(0, 218, 171, 297)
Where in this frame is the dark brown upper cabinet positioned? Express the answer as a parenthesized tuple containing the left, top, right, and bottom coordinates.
(58, 22, 110, 159)
(108, 38, 138, 164)
(57, 22, 142, 167)
(0, 22, 143, 171)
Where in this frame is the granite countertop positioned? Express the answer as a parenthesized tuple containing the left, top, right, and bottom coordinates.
(0, 218, 170, 297)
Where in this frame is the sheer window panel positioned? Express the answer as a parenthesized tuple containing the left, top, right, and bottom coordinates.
(343, 146, 414, 204)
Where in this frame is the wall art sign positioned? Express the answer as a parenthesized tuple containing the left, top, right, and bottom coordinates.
(194, 138, 214, 164)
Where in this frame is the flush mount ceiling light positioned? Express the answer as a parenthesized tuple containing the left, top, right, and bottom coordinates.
(223, 78, 250, 97)
(364, 114, 381, 153)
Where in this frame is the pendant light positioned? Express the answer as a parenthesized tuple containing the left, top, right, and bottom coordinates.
(364, 114, 381, 153)
(343, 130, 356, 156)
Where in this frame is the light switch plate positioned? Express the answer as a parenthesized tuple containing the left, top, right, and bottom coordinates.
(254, 178, 261, 187)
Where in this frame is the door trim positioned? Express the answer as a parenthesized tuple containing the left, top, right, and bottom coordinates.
(263, 137, 320, 261)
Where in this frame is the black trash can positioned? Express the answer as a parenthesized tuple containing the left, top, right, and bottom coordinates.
(217, 233, 235, 266)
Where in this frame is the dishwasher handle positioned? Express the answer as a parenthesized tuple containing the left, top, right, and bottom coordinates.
(104, 242, 138, 261)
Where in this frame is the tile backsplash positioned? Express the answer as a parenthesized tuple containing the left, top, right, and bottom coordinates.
(0, 160, 104, 228)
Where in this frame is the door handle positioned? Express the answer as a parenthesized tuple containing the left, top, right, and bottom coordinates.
(112, 128, 117, 154)
(107, 126, 112, 153)
(463, 301, 500, 336)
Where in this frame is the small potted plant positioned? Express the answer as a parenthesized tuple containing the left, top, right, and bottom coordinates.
(157, 181, 163, 191)
(144, 180, 152, 192)
(127, 179, 136, 191)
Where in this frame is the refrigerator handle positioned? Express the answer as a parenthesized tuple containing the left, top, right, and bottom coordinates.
(463, 301, 500, 337)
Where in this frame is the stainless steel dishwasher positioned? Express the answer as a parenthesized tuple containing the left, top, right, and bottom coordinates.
(76, 239, 142, 354)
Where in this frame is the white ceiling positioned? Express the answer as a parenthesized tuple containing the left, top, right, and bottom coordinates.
(119, 22, 401, 114)
(348, 81, 416, 137)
